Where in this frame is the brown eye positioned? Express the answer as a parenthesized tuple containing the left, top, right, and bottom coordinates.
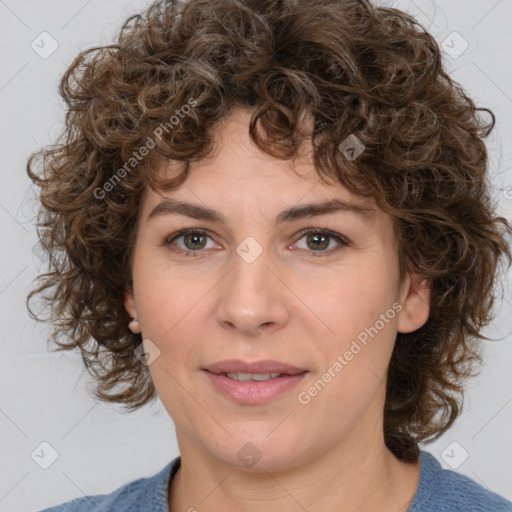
(294, 228, 349, 257)
(182, 232, 208, 250)
(165, 229, 218, 256)
(305, 232, 330, 251)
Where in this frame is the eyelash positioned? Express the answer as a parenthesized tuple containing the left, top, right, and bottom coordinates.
(164, 227, 349, 258)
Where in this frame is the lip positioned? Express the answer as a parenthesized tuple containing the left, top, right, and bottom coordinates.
(203, 359, 306, 375)
(203, 370, 308, 404)
(202, 360, 308, 405)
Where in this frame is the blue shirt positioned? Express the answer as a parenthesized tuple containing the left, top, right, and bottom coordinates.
(39, 451, 511, 511)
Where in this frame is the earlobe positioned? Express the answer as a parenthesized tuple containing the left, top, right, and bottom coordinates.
(396, 274, 431, 334)
(123, 290, 140, 334)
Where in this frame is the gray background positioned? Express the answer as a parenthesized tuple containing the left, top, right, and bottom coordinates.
(0, 0, 511, 510)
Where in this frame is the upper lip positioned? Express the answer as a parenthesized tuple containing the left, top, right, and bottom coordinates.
(204, 359, 307, 375)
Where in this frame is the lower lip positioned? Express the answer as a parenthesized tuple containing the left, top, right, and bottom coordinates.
(203, 370, 308, 404)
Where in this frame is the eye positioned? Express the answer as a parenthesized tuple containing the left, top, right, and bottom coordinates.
(164, 229, 219, 257)
(164, 227, 349, 258)
(292, 228, 349, 257)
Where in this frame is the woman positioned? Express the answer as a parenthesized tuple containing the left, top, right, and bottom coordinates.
(28, 0, 511, 510)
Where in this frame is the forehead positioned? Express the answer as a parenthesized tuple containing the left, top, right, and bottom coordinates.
(140, 108, 379, 223)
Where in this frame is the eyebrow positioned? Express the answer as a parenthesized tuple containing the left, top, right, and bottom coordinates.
(147, 198, 375, 224)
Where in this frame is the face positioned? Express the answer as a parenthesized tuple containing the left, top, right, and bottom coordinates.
(124, 108, 430, 472)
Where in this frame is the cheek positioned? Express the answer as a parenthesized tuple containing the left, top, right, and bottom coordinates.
(144, 323, 200, 422)
(300, 262, 399, 389)
(301, 261, 398, 334)
(133, 251, 209, 339)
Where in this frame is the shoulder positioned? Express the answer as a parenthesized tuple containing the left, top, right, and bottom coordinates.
(409, 450, 512, 512)
(37, 458, 179, 512)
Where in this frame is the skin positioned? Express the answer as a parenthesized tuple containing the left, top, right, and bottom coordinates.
(124, 107, 431, 512)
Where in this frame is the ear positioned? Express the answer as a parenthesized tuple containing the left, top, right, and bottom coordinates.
(396, 273, 431, 334)
(123, 289, 138, 321)
(124, 290, 142, 334)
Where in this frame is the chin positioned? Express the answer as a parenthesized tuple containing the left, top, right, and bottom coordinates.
(210, 434, 306, 473)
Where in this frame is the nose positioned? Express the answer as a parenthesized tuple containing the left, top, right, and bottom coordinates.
(215, 240, 290, 337)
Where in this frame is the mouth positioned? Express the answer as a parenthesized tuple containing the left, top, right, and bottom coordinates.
(202, 360, 308, 404)
(214, 371, 294, 382)
(203, 359, 307, 376)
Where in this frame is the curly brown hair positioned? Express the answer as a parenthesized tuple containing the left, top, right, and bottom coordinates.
(26, 0, 511, 463)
